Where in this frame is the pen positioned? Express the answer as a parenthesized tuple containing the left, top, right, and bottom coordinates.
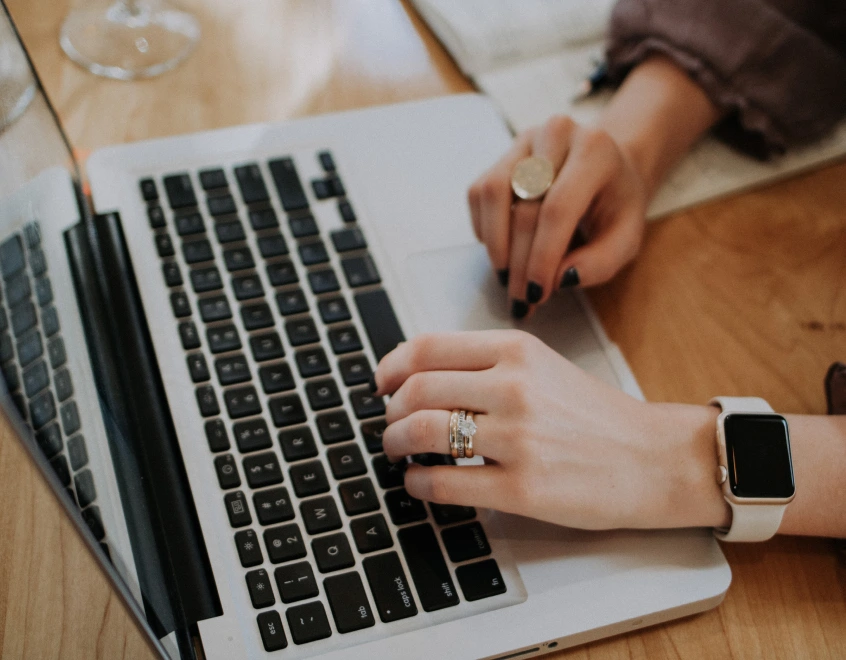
(572, 60, 609, 102)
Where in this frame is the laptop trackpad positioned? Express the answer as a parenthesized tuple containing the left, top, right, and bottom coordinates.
(402, 243, 622, 388)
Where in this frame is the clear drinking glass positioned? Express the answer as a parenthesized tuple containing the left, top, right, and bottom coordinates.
(0, 9, 36, 132)
(60, 0, 200, 80)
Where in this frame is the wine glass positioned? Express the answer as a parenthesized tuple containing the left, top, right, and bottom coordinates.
(60, 0, 200, 81)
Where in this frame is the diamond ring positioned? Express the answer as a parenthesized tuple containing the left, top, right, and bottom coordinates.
(449, 409, 478, 459)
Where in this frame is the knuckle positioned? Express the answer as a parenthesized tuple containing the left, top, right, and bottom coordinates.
(580, 126, 613, 153)
(409, 412, 432, 444)
(545, 114, 575, 140)
(402, 373, 426, 410)
(512, 204, 537, 232)
(427, 472, 454, 504)
(406, 334, 433, 370)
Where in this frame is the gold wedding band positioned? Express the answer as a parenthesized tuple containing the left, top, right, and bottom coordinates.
(511, 156, 554, 200)
(449, 410, 460, 459)
(448, 409, 478, 459)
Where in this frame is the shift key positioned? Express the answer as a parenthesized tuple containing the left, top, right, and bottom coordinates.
(363, 552, 418, 622)
(397, 524, 459, 611)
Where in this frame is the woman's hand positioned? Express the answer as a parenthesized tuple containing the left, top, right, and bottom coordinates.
(375, 330, 730, 531)
(468, 116, 648, 319)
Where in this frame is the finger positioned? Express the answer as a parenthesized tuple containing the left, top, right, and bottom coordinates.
(385, 370, 497, 423)
(404, 463, 506, 509)
(507, 200, 541, 319)
(383, 410, 506, 461)
(374, 331, 504, 394)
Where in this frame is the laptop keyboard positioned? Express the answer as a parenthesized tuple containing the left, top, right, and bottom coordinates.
(0, 223, 108, 553)
(141, 151, 509, 652)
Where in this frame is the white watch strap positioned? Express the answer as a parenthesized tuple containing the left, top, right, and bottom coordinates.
(710, 396, 787, 542)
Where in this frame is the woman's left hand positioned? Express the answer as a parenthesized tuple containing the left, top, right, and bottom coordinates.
(375, 330, 730, 531)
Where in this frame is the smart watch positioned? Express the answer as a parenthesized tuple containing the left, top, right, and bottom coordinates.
(710, 397, 795, 542)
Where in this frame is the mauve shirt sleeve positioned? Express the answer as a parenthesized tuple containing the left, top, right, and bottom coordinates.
(605, 0, 846, 158)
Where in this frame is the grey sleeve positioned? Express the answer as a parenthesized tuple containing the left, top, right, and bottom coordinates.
(605, 0, 846, 158)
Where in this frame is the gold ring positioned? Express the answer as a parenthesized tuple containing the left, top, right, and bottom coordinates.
(449, 410, 460, 458)
(511, 156, 554, 200)
(463, 412, 475, 459)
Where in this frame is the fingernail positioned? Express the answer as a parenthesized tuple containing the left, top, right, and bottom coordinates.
(526, 281, 543, 304)
(560, 267, 580, 288)
(368, 373, 378, 393)
(497, 269, 509, 287)
(511, 300, 529, 319)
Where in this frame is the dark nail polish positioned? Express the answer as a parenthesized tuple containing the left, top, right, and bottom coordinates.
(560, 267, 580, 288)
(497, 269, 509, 287)
(368, 373, 378, 393)
(511, 300, 529, 319)
(526, 281, 543, 304)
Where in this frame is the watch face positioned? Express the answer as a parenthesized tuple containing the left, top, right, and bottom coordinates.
(725, 414, 794, 499)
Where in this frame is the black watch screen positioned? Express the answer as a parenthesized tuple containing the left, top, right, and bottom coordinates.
(724, 413, 794, 498)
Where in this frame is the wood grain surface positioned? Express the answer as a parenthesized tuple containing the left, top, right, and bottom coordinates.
(2, 1, 844, 658)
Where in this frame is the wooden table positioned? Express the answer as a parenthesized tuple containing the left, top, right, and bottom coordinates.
(2, 1, 845, 658)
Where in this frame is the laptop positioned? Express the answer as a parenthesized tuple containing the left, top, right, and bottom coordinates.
(0, 5, 730, 659)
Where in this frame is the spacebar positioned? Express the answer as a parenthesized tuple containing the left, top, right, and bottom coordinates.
(354, 289, 406, 362)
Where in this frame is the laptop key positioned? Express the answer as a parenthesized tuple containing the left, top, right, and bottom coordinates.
(215, 354, 250, 385)
(316, 410, 354, 445)
(355, 289, 406, 361)
(442, 522, 491, 563)
(6, 272, 30, 306)
(0, 334, 12, 363)
(288, 214, 319, 238)
(175, 212, 205, 236)
(338, 355, 371, 386)
(254, 486, 295, 525)
(234, 164, 270, 204)
(163, 173, 197, 209)
(328, 175, 345, 197)
(223, 246, 256, 272)
(243, 452, 283, 488)
(190, 266, 222, 293)
(60, 401, 81, 436)
(339, 478, 379, 516)
(207, 194, 237, 217)
(330, 227, 366, 253)
(155, 233, 175, 258)
(214, 454, 241, 490)
(258, 234, 288, 258)
(30, 390, 56, 429)
(298, 240, 329, 266)
(215, 220, 246, 244)
(307, 268, 339, 295)
(324, 571, 376, 633)
(266, 260, 298, 287)
(350, 389, 385, 419)
(163, 262, 183, 287)
(148, 205, 166, 228)
(289, 460, 329, 497)
(312, 533, 354, 573)
(170, 291, 191, 318)
(318, 151, 335, 172)
(199, 168, 227, 190)
(300, 496, 342, 535)
(224, 386, 262, 418)
(17, 332, 43, 369)
(327, 443, 366, 480)
(286, 601, 332, 645)
(182, 239, 214, 264)
(317, 296, 351, 324)
(232, 274, 263, 300)
(268, 157, 308, 212)
(398, 524, 459, 611)
(233, 418, 272, 453)
(196, 385, 220, 417)
(199, 295, 232, 322)
(245, 569, 275, 609)
(11, 301, 37, 336)
(66, 435, 88, 470)
(35, 277, 52, 307)
(275, 288, 308, 316)
(305, 378, 341, 411)
(1, 361, 18, 391)
(42, 306, 60, 338)
(274, 562, 318, 603)
(139, 178, 158, 202)
(278, 427, 318, 462)
(208, 324, 241, 353)
(224, 490, 252, 527)
(235, 529, 263, 567)
(0, 235, 24, 279)
(179, 321, 201, 349)
(341, 255, 380, 288)
(249, 208, 279, 230)
(264, 523, 306, 563)
(295, 347, 330, 378)
(35, 422, 62, 457)
(351, 514, 394, 554)
(372, 454, 405, 489)
(205, 419, 230, 452)
(29, 249, 46, 277)
(82, 506, 105, 541)
(242, 303, 274, 330)
(256, 611, 288, 652)
(74, 469, 97, 507)
(338, 199, 356, 224)
(269, 393, 306, 427)
(327, 325, 361, 354)
(429, 503, 476, 526)
(385, 488, 427, 526)
(363, 551, 418, 622)
(311, 178, 331, 200)
(456, 559, 507, 601)
(259, 362, 295, 394)
(50, 454, 71, 486)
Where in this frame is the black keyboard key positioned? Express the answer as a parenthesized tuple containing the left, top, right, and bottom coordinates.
(60, 401, 81, 436)
(139, 178, 158, 201)
(196, 385, 220, 416)
(286, 601, 332, 645)
(74, 469, 96, 507)
(148, 205, 166, 229)
(442, 522, 491, 562)
(0, 334, 12, 363)
(6, 272, 30, 306)
(249, 208, 279, 230)
(298, 241, 329, 266)
(199, 295, 232, 322)
(318, 151, 335, 172)
(18, 333, 43, 369)
(82, 506, 105, 541)
(268, 158, 308, 211)
(295, 347, 330, 378)
(232, 274, 263, 300)
(41, 306, 59, 338)
(412, 454, 456, 468)
(30, 390, 56, 429)
(328, 175, 345, 197)
(224, 490, 252, 527)
(328, 444, 367, 480)
(208, 324, 241, 353)
(215, 354, 251, 385)
(182, 239, 214, 264)
(289, 460, 329, 497)
(316, 410, 354, 445)
(243, 452, 283, 488)
(269, 393, 306, 427)
(324, 572, 376, 633)
(300, 496, 342, 535)
(235, 164, 270, 204)
(278, 427, 318, 462)
(223, 246, 255, 272)
(351, 514, 393, 554)
(205, 419, 230, 452)
(311, 178, 331, 200)
(235, 529, 263, 567)
(257, 611, 288, 652)
(264, 523, 306, 563)
(29, 249, 46, 277)
(330, 227, 366, 253)
(190, 266, 223, 293)
(224, 385, 262, 419)
(208, 194, 237, 217)
(363, 552, 418, 622)
(274, 562, 318, 603)
(0, 308, 10, 333)
(170, 291, 191, 318)
(254, 487, 295, 525)
(163, 173, 197, 209)
(372, 454, 405, 489)
(456, 559, 506, 601)
(355, 289, 406, 361)
(214, 453, 241, 489)
(259, 362, 295, 394)
(341, 255, 380, 288)
(338, 199, 356, 224)
(35, 277, 52, 307)
(339, 478, 379, 516)
(241, 303, 274, 330)
(258, 234, 288, 258)
(305, 378, 341, 412)
(11, 301, 37, 336)
(66, 435, 88, 470)
(175, 212, 205, 236)
(275, 289, 308, 316)
(1, 361, 17, 391)
(234, 418, 273, 453)
(350, 389, 385, 419)
(50, 454, 71, 486)
(179, 321, 201, 349)
(386, 488, 427, 526)
(163, 262, 183, 287)
(266, 260, 298, 287)
(312, 532, 354, 573)
(215, 220, 246, 244)
(246, 568, 275, 609)
(288, 214, 319, 238)
(398, 524, 459, 611)
(338, 355, 371, 386)
(307, 268, 340, 295)
(199, 168, 227, 190)
(327, 325, 361, 355)
(0, 235, 24, 279)
(318, 296, 351, 324)
(35, 423, 62, 457)
(430, 503, 476, 526)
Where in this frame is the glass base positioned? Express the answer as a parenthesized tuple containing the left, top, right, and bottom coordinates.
(0, 38, 36, 132)
(60, 1, 200, 81)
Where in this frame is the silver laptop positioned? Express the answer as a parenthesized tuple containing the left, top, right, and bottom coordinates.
(0, 6, 729, 659)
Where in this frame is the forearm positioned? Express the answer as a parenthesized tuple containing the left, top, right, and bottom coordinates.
(597, 55, 722, 197)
